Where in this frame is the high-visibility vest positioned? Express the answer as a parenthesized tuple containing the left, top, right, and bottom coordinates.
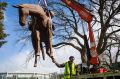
(64, 62, 76, 79)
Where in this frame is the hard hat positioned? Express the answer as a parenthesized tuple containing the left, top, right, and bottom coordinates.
(69, 56, 75, 60)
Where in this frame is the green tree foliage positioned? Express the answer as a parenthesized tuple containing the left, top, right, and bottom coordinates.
(0, 2, 8, 47)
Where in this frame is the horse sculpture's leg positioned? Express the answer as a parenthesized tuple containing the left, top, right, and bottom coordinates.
(45, 38, 55, 62)
(31, 30, 41, 67)
(45, 19, 54, 61)
(40, 42, 45, 60)
(48, 33, 53, 58)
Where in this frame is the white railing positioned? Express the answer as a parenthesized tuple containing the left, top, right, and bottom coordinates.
(0, 72, 59, 79)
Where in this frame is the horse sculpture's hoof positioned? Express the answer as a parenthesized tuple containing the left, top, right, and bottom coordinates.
(50, 55, 54, 59)
(34, 63, 37, 67)
(36, 53, 40, 56)
(51, 56, 54, 59)
(50, 56, 55, 62)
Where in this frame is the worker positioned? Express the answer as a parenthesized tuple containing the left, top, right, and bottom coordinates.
(53, 56, 77, 79)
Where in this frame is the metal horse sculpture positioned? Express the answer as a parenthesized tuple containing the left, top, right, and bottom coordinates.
(13, 4, 54, 67)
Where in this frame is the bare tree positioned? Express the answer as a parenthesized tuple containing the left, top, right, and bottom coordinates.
(90, 0, 120, 64)
(15, 0, 120, 66)
(47, 0, 91, 63)
(47, 0, 120, 64)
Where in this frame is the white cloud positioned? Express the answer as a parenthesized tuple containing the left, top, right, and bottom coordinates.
(0, 46, 81, 73)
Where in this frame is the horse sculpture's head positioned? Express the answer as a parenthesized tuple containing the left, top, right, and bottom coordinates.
(13, 5, 29, 26)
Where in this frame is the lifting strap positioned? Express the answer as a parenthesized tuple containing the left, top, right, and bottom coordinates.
(38, 0, 48, 9)
(38, 0, 53, 25)
(43, 0, 48, 8)
(38, 0, 41, 5)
